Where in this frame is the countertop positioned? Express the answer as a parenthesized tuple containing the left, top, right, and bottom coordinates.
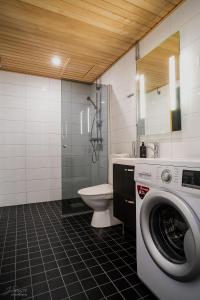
(111, 157, 200, 168)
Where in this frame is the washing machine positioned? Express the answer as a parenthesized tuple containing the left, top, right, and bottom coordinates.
(134, 159, 200, 300)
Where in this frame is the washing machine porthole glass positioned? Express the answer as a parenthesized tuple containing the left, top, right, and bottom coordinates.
(150, 203, 189, 264)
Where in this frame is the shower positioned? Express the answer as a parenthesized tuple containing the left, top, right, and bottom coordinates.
(87, 96, 97, 110)
(87, 85, 103, 164)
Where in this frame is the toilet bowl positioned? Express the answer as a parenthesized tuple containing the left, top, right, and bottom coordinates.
(78, 153, 129, 228)
(78, 184, 119, 228)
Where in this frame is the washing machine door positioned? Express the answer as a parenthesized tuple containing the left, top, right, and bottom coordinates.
(140, 190, 200, 281)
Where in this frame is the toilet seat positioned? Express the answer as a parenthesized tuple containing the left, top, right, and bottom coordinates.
(78, 184, 113, 198)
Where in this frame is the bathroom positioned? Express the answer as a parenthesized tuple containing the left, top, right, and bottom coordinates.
(0, 0, 200, 299)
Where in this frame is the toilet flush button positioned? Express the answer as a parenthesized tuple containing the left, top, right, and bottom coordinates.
(161, 169, 172, 183)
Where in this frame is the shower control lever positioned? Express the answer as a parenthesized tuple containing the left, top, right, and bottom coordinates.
(63, 145, 67, 148)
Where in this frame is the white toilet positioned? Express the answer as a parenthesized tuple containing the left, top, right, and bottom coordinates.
(78, 153, 129, 228)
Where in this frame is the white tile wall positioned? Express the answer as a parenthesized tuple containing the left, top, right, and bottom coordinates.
(100, 0, 200, 160)
(0, 70, 61, 207)
(100, 48, 137, 155)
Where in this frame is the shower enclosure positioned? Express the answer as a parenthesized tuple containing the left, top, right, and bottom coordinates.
(61, 80, 108, 216)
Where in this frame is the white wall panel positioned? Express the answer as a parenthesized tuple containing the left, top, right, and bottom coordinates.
(0, 70, 61, 207)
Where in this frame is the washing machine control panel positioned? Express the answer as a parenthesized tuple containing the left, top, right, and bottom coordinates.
(161, 169, 172, 183)
(157, 166, 180, 186)
(182, 169, 200, 190)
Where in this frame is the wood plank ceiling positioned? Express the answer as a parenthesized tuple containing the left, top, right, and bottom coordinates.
(0, 0, 184, 83)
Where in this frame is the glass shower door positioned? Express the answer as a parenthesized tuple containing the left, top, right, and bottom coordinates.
(61, 80, 108, 216)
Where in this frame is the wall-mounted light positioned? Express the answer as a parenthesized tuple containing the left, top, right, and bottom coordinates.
(51, 56, 61, 66)
(80, 111, 83, 135)
(87, 107, 90, 133)
(139, 74, 146, 119)
(169, 55, 176, 111)
(136, 74, 140, 81)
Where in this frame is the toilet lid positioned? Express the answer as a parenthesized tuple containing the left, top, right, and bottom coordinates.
(78, 184, 113, 197)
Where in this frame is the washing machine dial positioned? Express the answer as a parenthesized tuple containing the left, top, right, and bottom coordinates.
(161, 169, 172, 183)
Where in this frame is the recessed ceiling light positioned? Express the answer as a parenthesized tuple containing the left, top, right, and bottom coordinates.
(52, 56, 61, 66)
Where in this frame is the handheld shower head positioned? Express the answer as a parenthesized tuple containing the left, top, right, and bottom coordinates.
(87, 96, 97, 110)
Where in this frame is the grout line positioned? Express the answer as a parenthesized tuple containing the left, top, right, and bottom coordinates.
(46, 203, 123, 299)
(41, 201, 90, 300)
(22, 204, 34, 299)
(0, 201, 155, 300)
(28, 204, 53, 300)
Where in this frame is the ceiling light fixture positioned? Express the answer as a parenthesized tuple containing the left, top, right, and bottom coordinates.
(52, 56, 61, 66)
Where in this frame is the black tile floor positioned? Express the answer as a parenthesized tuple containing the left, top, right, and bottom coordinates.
(0, 201, 157, 300)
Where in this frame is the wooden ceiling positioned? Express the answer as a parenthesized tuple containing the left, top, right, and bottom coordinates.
(0, 0, 184, 83)
(137, 32, 180, 92)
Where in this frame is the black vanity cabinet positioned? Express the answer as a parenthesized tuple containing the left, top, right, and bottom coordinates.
(113, 164, 136, 231)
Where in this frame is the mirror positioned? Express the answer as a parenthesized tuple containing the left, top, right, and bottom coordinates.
(137, 32, 181, 136)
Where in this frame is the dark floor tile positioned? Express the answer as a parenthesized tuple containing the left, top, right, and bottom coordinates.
(89, 265, 104, 276)
(112, 258, 125, 268)
(31, 264, 44, 275)
(30, 257, 43, 267)
(66, 281, 83, 296)
(46, 268, 60, 280)
(107, 269, 123, 281)
(121, 287, 140, 299)
(51, 286, 68, 300)
(32, 273, 46, 285)
(81, 277, 97, 290)
(43, 255, 55, 263)
(34, 291, 51, 300)
(86, 287, 104, 300)
(1, 263, 15, 274)
(125, 273, 140, 286)
(63, 273, 78, 285)
(16, 253, 29, 262)
(96, 255, 109, 264)
(143, 294, 158, 300)
(101, 261, 115, 272)
(16, 260, 29, 270)
(107, 293, 124, 300)
(100, 282, 118, 297)
(60, 265, 74, 276)
(118, 265, 133, 276)
(16, 276, 32, 288)
(113, 278, 130, 291)
(48, 276, 64, 290)
(70, 292, 87, 300)
(2, 257, 15, 266)
(129, 262, 137, 272)
(73, 262, 86, 271)
(29, 251, 41, 260)
(44, 261, 58, 271)
(94, 274, 110, 285)
(70, 255, 82, 264)
(0, 201, 156, 300)
(134, 283, 153, 297)
(84, 258, 97, 268)
(80, 253, 93, 260)
(16, 267, 31, 280)
(76, 269, 91, 280)
(32, 281, 49, 296)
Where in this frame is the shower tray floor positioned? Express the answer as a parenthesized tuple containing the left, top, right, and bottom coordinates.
(62, 197, 92, 217)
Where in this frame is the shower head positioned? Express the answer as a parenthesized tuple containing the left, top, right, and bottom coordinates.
(87, 96, 97, 110)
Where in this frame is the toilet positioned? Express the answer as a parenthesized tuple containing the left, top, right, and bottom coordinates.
(78, 153, 129, 228)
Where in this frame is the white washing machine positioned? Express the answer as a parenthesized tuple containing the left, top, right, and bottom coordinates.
(134, 159, 200, 300)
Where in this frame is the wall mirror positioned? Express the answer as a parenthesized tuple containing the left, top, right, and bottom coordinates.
(136, 32, 181, 136)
